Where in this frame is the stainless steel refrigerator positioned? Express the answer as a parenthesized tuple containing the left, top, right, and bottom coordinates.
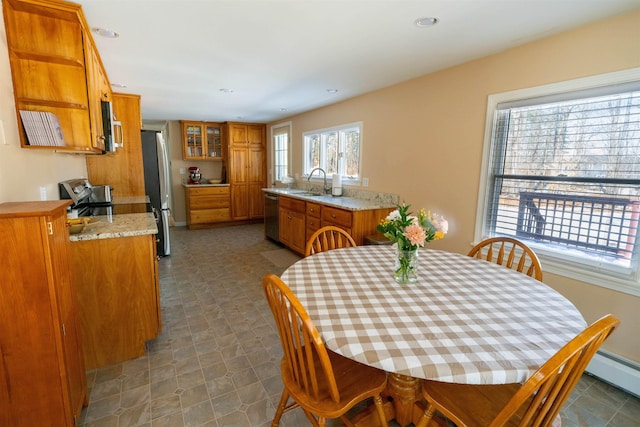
(141, 130, 171, 256)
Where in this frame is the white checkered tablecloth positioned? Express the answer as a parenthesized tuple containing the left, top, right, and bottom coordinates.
(280, 245, 587, 385)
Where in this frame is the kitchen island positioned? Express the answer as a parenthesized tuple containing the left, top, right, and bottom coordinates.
(69, 209, 161, 370)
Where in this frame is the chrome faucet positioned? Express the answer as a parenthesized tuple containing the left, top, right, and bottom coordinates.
(308, 167, 331, 194)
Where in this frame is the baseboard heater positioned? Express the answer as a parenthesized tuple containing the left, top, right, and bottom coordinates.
(586, 349, 640, 398)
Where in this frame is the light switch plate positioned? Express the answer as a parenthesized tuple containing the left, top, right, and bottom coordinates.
(0, 120, 7, 145)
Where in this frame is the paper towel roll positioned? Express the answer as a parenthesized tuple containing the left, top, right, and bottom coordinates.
(332, 174, 342, 196)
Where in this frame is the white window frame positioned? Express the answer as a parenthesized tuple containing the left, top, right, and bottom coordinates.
(302, 122, 363, 184)
(271, 121, 292, 184)
(476, 67, 640, 297)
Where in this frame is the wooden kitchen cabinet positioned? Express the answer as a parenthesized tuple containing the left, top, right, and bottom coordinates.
(279, 196, 306, 255)
(185, 185, 231, 229)
(321, 205, 353, 236)
(87, 93, 146, 197)
(70, 234, 161, 369)
(181, 121, 223, 160)
(3, 0, 111, 153)
(225, 122, 266, 220)
(0, 201, 87, 427)
(321, 205, 394, 245)
(305, 201, 322, 242)
(276, 195, 394, 253)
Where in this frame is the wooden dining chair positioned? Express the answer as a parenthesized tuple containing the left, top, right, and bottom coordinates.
(415, 314, 620, 427)
(262, 273, 389, 427)
(468, 236, 543, 281)
(305, 226, 357, 257)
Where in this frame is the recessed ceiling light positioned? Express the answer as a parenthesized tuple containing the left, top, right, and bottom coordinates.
(219, 88, 234, 93)
(415, 17, 439, 27)
(326, 89, 338, 93)
(92, 27, 119, 38)
(111, 83, 127, 88)
(280, 108, 288, 112)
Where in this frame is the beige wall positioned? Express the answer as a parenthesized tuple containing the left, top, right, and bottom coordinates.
(270, 10, 640, 362)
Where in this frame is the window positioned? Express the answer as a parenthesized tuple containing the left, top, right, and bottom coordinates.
(271, 122, 291, 182)
(477, 69, 640, 295)
(303, 122, 362, 181)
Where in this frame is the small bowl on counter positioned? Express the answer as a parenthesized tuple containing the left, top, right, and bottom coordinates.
(208, 179, 223, 184)
(67, 217, 99, 234)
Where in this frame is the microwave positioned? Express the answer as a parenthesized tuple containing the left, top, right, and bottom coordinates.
(101, 100, 123, 153)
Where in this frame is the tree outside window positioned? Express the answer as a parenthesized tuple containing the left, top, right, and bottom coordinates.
(303, 123, 362, 180)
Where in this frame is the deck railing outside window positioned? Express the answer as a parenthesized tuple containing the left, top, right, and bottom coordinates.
(516, 191, 639, 260)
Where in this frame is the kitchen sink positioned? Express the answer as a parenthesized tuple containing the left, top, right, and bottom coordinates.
(294, 191, 326, 196)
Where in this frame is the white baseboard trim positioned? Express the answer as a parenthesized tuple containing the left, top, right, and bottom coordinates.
(173, 221, 187, 227)
(586, 349, 640, 398)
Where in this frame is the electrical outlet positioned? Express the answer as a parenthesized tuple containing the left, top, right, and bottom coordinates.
(179, 167, 186, 174)
(363, 177, 369, 187)
(39, 186, 47, 201)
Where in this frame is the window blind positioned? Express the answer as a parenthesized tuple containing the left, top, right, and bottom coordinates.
(488, 84, 640, 266)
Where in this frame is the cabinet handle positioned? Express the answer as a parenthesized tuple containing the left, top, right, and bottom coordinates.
(331, 214, 337, 218)
(287, 215, 292, 220)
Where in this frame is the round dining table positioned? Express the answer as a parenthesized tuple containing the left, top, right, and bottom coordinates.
(280, 245, 587, 426)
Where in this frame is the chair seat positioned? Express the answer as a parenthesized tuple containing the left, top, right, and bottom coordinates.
(281, 349, 388, 418)
(422, 380, 564, 427)
(416, 315, 619, 427)
(422, 381, 522, 427)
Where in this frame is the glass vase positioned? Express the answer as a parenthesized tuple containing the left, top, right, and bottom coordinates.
(394, 247, 418, 284)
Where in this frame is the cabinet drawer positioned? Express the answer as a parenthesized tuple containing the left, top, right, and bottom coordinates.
(306, 216, 321, 231)
(190, 195, 229, 209)
(190, 208, 231, 224)
(306, 222, 322, 242)
(189, 186, 229, 196)
(280, 196, 306, 213)
(322, 206, 352, 228)
(306, 202, 321, 218)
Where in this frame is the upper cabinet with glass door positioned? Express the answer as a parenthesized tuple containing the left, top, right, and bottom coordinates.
(181, 121, 223, 160)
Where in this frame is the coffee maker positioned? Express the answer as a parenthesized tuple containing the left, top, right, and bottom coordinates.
(188, 167, 202, 184)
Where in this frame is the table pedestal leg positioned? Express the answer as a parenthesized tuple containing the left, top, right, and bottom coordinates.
(388, 373, 421, 426)
(349, 373, 446, 427)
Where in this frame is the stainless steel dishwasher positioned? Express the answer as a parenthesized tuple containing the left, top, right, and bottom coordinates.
(264, 193, 280, 243)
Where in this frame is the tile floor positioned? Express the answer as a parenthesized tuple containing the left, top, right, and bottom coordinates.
(78, 224, 640, 427)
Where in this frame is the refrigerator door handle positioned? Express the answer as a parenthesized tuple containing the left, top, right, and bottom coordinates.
(161, 208, 171, 255)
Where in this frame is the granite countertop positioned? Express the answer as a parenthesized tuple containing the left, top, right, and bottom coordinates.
(69, 212, 158, 242)
(262, 188, 396, 211)
(182, 183, 230, 188)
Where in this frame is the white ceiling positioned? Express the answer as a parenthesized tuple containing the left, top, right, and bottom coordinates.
(77, 0, 640, 124)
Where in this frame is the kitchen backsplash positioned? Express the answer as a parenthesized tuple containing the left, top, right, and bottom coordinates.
(292, 182, 400, 206)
